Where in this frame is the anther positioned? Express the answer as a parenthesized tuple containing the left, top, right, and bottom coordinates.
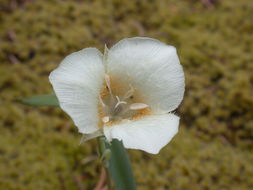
(129, 103, 149, 110)
(102, 116, 110, 123)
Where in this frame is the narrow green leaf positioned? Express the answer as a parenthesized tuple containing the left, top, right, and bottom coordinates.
(98, 137, 136, 190)
(107, 139, 136, 190)
(20, 94, 59, 107)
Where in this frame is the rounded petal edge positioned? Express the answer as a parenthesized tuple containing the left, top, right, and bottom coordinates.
(49, 48, 105, 134)
(107, 37, 185, 113)
(103, 114, 179, 154)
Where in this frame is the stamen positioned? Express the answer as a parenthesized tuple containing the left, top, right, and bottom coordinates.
(105, 74, 112, 94)
(123, 84, 135, 100)
(129, 103, 149, 110)
(99, 96, 106, 107)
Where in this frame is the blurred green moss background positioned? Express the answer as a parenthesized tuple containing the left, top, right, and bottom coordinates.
(0, 0, 252, 189)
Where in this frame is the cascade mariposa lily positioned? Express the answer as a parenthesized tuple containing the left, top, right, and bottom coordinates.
(49, 37, 185, 154)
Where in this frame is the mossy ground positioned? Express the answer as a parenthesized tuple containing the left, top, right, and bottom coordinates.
(0, 0, 252, 189)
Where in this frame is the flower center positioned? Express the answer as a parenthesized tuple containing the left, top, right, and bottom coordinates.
(99, 74, 150, 126)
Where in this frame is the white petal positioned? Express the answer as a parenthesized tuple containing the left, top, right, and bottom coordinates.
(107, 37, 185, 113)
(103, 114, 179, 154)
(49, 48, 105, 134)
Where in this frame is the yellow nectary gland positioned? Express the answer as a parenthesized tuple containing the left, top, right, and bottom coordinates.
(98, 75, 151, 126)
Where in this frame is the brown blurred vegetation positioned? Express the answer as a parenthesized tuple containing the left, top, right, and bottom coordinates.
(0, 0, 252, 189)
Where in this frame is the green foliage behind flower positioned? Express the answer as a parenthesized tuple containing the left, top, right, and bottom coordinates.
(0, 0, 252, 189)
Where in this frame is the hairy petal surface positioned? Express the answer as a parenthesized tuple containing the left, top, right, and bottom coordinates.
(103, 114, 179, 154)
(107, 37, 185, 113)
(49, 48, 104, 134)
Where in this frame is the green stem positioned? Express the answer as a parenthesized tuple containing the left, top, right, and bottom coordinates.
(97, 137, 112, 189)
(97, 136, 136, 190)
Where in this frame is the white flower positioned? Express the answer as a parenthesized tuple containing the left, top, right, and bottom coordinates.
(49, 37, 185, 154)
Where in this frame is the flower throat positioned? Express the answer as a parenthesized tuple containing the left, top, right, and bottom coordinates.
(99, 74, 150, 126)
